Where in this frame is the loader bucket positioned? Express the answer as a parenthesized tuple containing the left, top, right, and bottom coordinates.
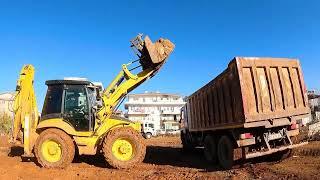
(131, 35, 175, 71)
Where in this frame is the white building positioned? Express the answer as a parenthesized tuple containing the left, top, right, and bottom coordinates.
(308, 90, 320, 123)
(0, 92, 15, 117)
(125, 92, 185, 133)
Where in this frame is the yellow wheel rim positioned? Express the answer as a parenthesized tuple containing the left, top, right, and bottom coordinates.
(41, 140, 62, 163)
(112, 138, 134, 161)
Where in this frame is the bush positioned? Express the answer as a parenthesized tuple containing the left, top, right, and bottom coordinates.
(0, 113, 12, 135)
(310, 132, 320, 141)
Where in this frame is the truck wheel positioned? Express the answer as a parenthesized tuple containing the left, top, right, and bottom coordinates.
(281, 149, 292, 159)
(181, 131, 193, 152)
(271, 149, 292, 161)
(145, 133, 152, 139)
(217, 136, 234, 170)
(103, 127, 146, 169)
(34, 128, 75, 169)
(204, 135, 217, 163)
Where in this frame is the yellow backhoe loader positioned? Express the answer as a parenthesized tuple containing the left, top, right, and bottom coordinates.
(11, 34, 175, 169)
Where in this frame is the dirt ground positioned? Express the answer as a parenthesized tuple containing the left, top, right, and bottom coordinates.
(0, 135, 319, 180)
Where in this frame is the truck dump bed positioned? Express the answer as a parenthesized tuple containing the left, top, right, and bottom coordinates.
(186, 57, 310, 131)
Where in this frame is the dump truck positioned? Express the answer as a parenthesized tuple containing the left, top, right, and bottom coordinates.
(11, 34, 175, 169)
(181, 57, 310, 170)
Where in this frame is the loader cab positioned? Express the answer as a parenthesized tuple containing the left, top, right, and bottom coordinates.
(41, 80, 98, 132)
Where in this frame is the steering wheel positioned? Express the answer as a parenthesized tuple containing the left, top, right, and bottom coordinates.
(74, 105, 85, 115)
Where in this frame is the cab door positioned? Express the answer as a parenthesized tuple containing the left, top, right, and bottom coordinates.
(63, 85, 91, 132)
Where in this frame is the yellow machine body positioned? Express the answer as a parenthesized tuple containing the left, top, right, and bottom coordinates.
(11, 34, 175, 163)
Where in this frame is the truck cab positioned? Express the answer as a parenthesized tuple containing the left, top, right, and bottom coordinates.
(142, 122, 156, 139)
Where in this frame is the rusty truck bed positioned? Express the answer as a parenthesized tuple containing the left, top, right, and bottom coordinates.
(186, 57, 310, 131)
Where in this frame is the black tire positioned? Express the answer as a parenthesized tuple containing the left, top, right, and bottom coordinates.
(217, 136, 234, 170)
(281, 149, 292, 160)
(103, 127, 146, 169)
(181, 131, 194, 152)
(145, 133, 152, 139)
(271, 149, 293, 161)
(204, 135, 217, 163)
(34, 128, 75, 169)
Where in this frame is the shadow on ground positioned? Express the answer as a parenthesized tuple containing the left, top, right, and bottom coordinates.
(144, 146, 284, 172)
(7, 145, 283, 171)
(144, 146, 221, 171)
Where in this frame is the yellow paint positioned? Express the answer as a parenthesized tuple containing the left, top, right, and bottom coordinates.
(41, 140, 62, 163)
(13, 65, 38, 155)
(96, 64, 154, 125)
(14, 57, 161, 157)
(23, 115, 30, 155)
(37, 118, 92, 137)
(112, 138, 134, 161)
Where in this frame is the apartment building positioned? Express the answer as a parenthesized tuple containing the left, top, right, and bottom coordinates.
(124, 92, 185, 133)
(0, 92, 15, 117)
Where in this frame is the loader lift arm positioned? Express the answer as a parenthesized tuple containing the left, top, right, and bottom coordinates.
(97, 34, 175, 122)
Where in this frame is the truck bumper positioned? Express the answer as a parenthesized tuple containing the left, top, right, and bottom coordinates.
(245, 141, 308, 159)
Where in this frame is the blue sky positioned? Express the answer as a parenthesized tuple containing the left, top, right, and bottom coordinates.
(0, 0, 319, 109)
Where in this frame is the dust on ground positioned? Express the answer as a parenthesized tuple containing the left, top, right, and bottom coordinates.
(0, 135, 319, 180)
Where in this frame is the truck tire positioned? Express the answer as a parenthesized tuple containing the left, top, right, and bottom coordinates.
(280, 149, 292, 160)
(181, 131, 193, 152)
(204, 135, 217, 163)
(34, 128, 75, 169)
(144, 133, 152, 139)
(271, 149, 292, 161)
(217, 136, 234, 170)
(103, 127, 146, 169)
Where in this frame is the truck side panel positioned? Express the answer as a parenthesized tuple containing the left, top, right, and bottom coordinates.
(187, 61, 244, 131)
(186, 57, 310, 132)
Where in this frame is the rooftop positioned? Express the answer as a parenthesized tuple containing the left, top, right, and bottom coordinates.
(0, 92, 15, 101)
(308, 90, 320, 99)
(128, 92, 182, 98)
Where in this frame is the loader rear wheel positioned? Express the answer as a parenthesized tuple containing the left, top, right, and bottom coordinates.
(35, 128, 75, 169)
(103, 127, 146, 169)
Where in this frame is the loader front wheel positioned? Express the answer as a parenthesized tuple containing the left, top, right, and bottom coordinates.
(35, 129, 75, 169)
(103, 127, 146, 169)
